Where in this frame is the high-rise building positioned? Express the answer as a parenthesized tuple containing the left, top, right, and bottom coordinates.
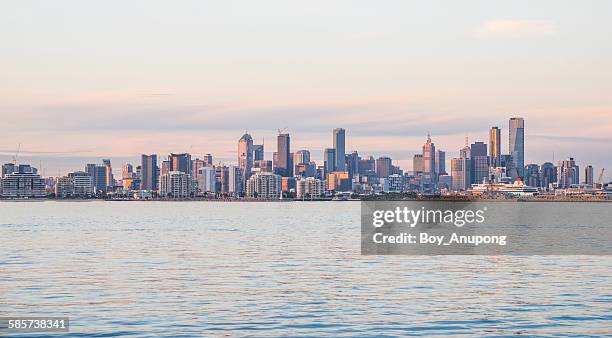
(540, 162, 556, 189)
(203, 154, 213, 166)
(56, 171, 94, 198)
(2, 163, 16, 178)
(422, 133, 436, 183)
(451, 144, 471, 191)
(524, 164, 540, 187)
(324, 148, 336, 174)
(102, 159, 114, 191)
(509, 117, 525, 178)
(246, 172, 281, 199)
(253, 144, 264, 161)
(327, 171, 351, 191)
(215, 165, 229, 193)
(192, 159, 206, 180)
(294, 150, 311, 167)
(435, 150, 446, 175)
(557, 157, 579, 188)
(376, 157, 393, 179)
(470, 142, 488, 184)
(86, 163, 108, 193)
(169, 153, 192, 175)
(584, 165, 594, 186)
(274, 133, 291, 177)
(122, 163, 133, 180)
(346, 151, 360, 178)
(228, 165, 243, 194)
(413, 154, 423, 174)
(196, 166, 216, 194)
(238, 133, 254, 183)
(140, 154, 158, 191)
(358, 156, 376, 176)
(489, 126, 501, 167)
(333, 128, 346, 171)
(159, 171, 193, 198)
(296, 177, 324, 198)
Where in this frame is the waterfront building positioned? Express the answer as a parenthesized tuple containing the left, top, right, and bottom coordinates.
(584, 165, 594, 187)
(489, 126, 501, 167)
(509, 117, 525, 178)
(557, 157, 579, 189)
(324, 148, 336, 174)
(197, 166, 216, 194)
(1, 165, 45, 198)
(376, 157, 392, 179)
(422, 133, 436, 183)
(274, 133, 291, 177)
(238, 133, 254, 185)
(470, 142, 488, 184)
(169, 153, 192, 175)
(159, 171, 192, 198)
(296, 177, 324, 198)
(333, 128, 346, 171)
(140, 154, 158, 191)
(246, 172, 281, 199)
(228, 165, 243, 194)
(102, 159, 114, 192)
(435, 150, 446, 175)
(55, 171, 94, 198)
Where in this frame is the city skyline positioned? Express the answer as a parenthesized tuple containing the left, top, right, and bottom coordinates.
(1, 1, 611, 175)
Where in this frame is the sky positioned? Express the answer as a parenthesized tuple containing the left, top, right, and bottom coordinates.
(1, 1, 611, 180)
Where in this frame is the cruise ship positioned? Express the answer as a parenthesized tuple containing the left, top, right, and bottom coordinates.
(470, 178, 539, 197)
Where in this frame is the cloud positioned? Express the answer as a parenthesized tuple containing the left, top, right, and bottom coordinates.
(476, 20, 557, 38)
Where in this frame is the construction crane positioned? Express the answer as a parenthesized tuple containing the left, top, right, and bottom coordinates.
(277, 127, 288, 135)
(597, 168, 605, 186)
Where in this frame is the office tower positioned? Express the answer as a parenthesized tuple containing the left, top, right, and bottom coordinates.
(191, 159, 206, 181)
(413, 154, 423, 174)
(525, 164, 540, 187)
(295, 162, 316, 178)
(102, 159, 114, 191)
(228, 165, 243, 194)
(540, 162, 556, 189)
(324, 148, 336, 174)
(169, 153, 192, 175)
(161, 160, 169, 176)
(327, 171, 351, 192)
(215, 165, 229, 193)
(275, 133, 291, 177)
(253, 144, 264, 161)
(451, 144, 471, 191)
(557, 157, 579, 188)
(159, 171, 192, 198)
(122, 163, 133, 180)
(238, 133, 254, 183)
(358, 156, 376, 176)
(376, 157, 393, 179)
(346, 151, 360, 178)
(435, 150, 446, 175)
(141, 154, 158, 191)
(489, 127, 501, 167)
(333, 128, 346, 171)
(509, 117, 525, 178)
(470, 142, 488, 184)
(1, 165, 45, 198)
(422, 133, 436, 183)
(246, 172, 281, 199)
(86, 163, 108, 193)
(196, 166, 217, 194)
(203, 154, 213, 166)
(2, 163, 16, 177)
(254, 160, 273, 172)
(584, 165, 594, 186)
(294, 150, 310, 166)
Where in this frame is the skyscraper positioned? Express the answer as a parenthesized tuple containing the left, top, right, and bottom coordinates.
(540, 162, 556, 189)
(275, 133, 291, 177)
(435, 150, 446, 175)
(509, 117, 525, 178)
(140, 154, 158, 191)
(557, 157, 579, 188)
(422, 133, 436, 183)
(324, 148, 336, 174)
(253, 144, 264, 161)
(294, 150, 310, 166)
(413, 154, 423, 174)
(102, 159, 114, 191)
(238, 133, 254, 183)
(584, 165, 594, 186)
(470, 142, 488, 184)
(451, 143, 471, 191)
(333, 128, 346, 171)
(376, 157, 393, 179)
(122, 163, 133, 180)
(489, 126, 501, 167)
(203, 154, 213, 166)
(169, 153, 192, 175)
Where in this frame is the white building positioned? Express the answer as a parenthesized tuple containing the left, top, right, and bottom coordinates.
(228, 165, 242, 194)
(387, 174, 405, 192)
(296, 177, 323, 198)
(160, 171, 193, 198)
(1, 165, 46, 198)
(246, 172, 281, 199)
(54, 171, 94, 198)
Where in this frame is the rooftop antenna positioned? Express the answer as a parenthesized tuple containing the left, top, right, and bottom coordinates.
(13, 143, 21, 164)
